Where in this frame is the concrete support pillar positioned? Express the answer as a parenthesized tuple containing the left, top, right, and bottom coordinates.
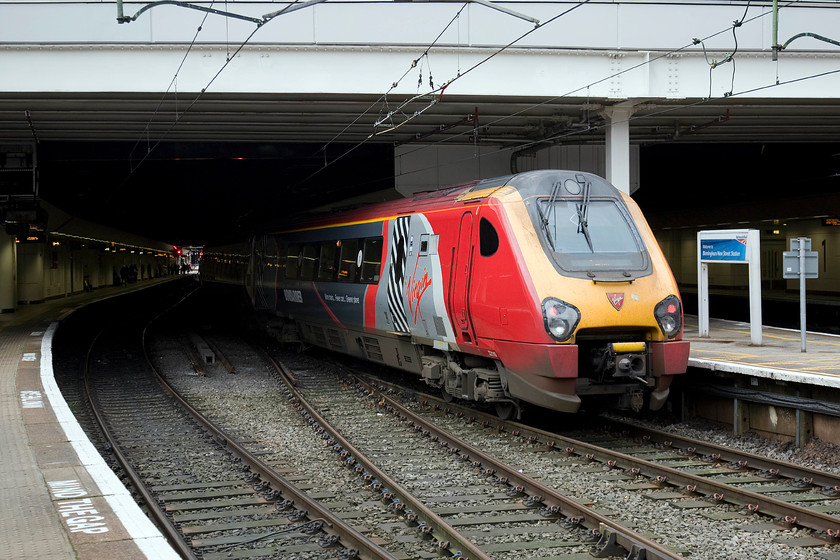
(17, 242, 45, 304)
(603, 104, 635, 194)
(732, 397, 750, 435)
(0, 233, 16, 312)
(795, 388, 813, 448)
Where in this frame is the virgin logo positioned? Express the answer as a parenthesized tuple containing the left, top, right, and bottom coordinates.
(607, 293, 624, 311)
(407, 269, 432, 323)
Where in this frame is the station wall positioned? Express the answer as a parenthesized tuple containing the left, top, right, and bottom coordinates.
(0, 233, 17, 312)
(394, 144, 640, 196)
(655, 218, 840, 297)
(13, 240, 175, 304)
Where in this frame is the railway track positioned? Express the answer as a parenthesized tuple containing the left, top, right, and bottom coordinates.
(570, 417, 840, 531)
(151, 285, 680, 559)
(273, 354, 680, 560)
(62, 283, 395, 560)
(139, 319, 840, 558)
(153, 332, 437, 560)
(350, 367, 840, 558)
(54, 283, 840, 559)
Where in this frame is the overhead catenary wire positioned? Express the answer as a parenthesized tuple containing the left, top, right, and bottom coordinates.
(122, 0, 318, 182)
(113, 23, 265, 204)
(301, 0, 795, 189)
(125, 0, 764, 171)
(695, 0, 753, 98)
(127, 5, 215, 172)
(119, 0, 829, 197)
(393, 64, 840, 186)
(122, 0, 523, 179)
(293, 0, 594, 189)
(315, 2, 470, 160)
(369, 0, 594, 137)
(274, 52, 840, 205)
(338, 58, 840, 195)
(390, 0, 801, 170)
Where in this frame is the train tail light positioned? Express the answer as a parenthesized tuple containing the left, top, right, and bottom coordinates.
(542, 298, 581, 342)
(654, 295, 682, 339)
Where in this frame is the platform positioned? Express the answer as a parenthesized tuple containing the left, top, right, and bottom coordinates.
(683, 314, 840, 388)
(0, 280, 181, 560)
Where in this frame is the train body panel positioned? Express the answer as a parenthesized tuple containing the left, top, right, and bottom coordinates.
(374, 213, 458, 344)
(202, 170, 689, 417)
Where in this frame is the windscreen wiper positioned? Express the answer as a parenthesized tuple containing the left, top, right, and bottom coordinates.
(539, 180, 563, 250)
(575, 174, 593, 252)
(536, 203, 555, 250)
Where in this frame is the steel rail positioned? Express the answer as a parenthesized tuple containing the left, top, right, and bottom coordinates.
(142, 336, 397, 560)
(83, 330, 200, 560)
(601, 416, 840, 489)
(369, 376, 840, 539)
(256, 346, 496, 560)
(341, 368, 687, 560)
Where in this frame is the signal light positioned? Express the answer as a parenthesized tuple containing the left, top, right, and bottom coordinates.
(542, 297, 581, 342)
(655, 295, 682, 339)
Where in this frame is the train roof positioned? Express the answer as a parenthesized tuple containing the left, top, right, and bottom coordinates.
(268, 170, 617, 234)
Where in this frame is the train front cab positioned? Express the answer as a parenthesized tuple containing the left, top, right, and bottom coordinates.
(463, 172, 689, 415)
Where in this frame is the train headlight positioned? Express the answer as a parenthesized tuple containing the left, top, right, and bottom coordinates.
(542, 298, 580, 342)
(654, 295, 682, 339)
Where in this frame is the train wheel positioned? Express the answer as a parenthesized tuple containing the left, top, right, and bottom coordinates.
(441, 387, 454, 403)
(494, 401, 519, 421)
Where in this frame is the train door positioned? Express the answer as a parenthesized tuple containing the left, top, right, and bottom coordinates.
(451, 212, 474, 341)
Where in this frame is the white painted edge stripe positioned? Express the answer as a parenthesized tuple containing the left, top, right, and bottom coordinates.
(688, 357, 840, 389)
(40, 321, 181, 560)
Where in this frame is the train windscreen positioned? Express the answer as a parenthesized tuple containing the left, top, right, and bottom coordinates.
(538, 198, 647, 272)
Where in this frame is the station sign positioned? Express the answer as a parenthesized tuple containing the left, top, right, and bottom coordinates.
(700, 237, 748, 262)
(783, 237, 819, 279)
(696, 229, 761, 345)
(698, 230, 753, 263)
(783, 237, 818, 352)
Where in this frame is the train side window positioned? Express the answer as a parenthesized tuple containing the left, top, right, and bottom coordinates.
(338, 239, 360, 283)
(479, 217, 499, 257)
(275, 242, 286, 277)
(360, 237, 383, 283)
(300, 244, 318, 280)
(418, 234, 439, 255)
(419, 234, 430, 255)
(318, 241, 338, 281)
(285, 244, 300, 279)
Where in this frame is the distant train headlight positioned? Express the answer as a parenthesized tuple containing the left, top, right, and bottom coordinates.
(542, 298, 581, 342)
(654, 295, 682, 339)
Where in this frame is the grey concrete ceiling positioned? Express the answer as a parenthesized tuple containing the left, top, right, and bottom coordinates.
(4, 91, 840, 147)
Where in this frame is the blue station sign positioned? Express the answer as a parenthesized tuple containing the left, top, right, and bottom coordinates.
(700, 237, 748, 262)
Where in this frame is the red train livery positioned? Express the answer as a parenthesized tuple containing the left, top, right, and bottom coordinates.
(202, 170, 689, 418)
